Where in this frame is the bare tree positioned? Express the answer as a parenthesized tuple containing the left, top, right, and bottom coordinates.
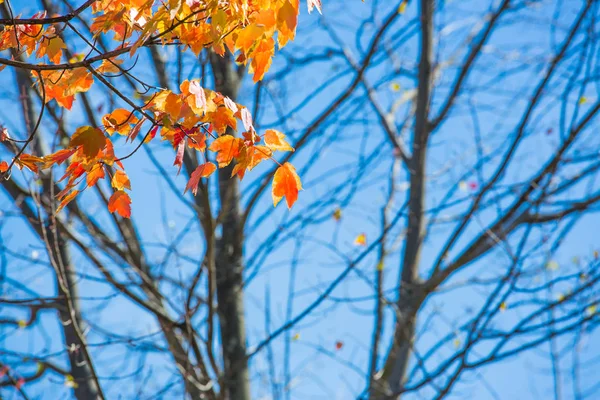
(2, 0, 600, 400)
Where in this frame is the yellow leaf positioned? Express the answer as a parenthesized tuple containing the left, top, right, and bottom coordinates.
(499, 302, 507, 312)
(264, 129, 294, 152)
(292, 333, 300, 341)
(17, 320, 27, 328)
(579, 97, 587, 105)
(398, 1, 407, 14)
(376, 260, 384, 271)
(354, 233, 367, 246)
(111, 170, 131, 191)
(390, 82, 401, 92)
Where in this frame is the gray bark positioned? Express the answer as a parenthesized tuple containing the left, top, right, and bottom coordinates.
(210, 52, 251, 400)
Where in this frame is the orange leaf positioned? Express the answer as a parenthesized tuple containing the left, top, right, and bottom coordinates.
(111, 170, 131, 190)
(56, 190, 79, 214)
(15, 153, 43, 173)
(86, 164, 105, 187)
(102, 108, 138, 136)
(354, 233, 367, 246)
(69, 126, 107, 158)
(272, 162, 302, 208)
(335, 341, 343, 350)
(108, 190, 131, 218)
(232, 145, 272, 180)
(264, 129, 293, 152)
(209, 135, 243, 167)
(185, 162, 217, 195)
(0, 160, 8, 173)
(42, 148, 76, 169)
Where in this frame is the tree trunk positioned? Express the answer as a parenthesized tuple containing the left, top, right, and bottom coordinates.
(210, 53, 251, 400)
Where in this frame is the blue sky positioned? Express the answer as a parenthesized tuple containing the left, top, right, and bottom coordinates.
(2, 0, 600, 399)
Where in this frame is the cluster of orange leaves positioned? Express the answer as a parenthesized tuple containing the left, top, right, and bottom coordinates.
(0, 0, 323, 217)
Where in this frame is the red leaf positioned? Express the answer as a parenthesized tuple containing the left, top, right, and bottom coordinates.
(108, 190, 131, 218)
(185, 162, 217, 195)
(174, 140, 185, 174)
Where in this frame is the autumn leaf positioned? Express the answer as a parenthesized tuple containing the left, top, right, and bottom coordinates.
(173, 140, 185, 174)
(209, 135, 243, 168)
(335, 341, 343, 350)
(103, 108, 138, 136)
(185, 162, 217, 195)
(111, 170, 131, 190)
(272, 162, 302, 208)
(108, 190, 132, 218)
(264, 129, 294, 152)
(42, 148, 76, 168)
(232, 145, 272, 179)
(86, 164, 105, 187)
(0, 160, 9, 173)
(354, 233, 367, 246)
(188, 81, 207, 111)
(36, 36, 66, 64)
(97, 58, 124, 73)
(70, 126, 107, 158)
(56, 190, 79, 214)
(16, 153, 43, 173)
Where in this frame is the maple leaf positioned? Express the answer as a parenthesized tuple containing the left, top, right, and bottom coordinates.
(103, 108, 138, 136)
(86, 164, 105, 187)
(241, 108, 254, 132)
(108, 190, 132, 218)
(45, 36, 66, 64)
(0, 161, 8, 173)
(232, 145, 272, 180)
(209, 135, 243, 168)
(188, 81, 207, 112)
(185, 162, 217, 195)
(111, 170, 131, 190)
(70, 126, 107, 158)
(56, 190, 79, 214)
(42, 148, 76, 169)
(223, 97, 238, 113)
(264, 129, 294, 152)
(277, 0, 299, 47)
(97, 58, 124, 74)
(127, 118, 145, 143)
(272, 162, 302, 208)
(187, 130, 207, 152)
(16, 154, 43, 173)
(173, 140, 185, 174)
(250, 36, 275, 82)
